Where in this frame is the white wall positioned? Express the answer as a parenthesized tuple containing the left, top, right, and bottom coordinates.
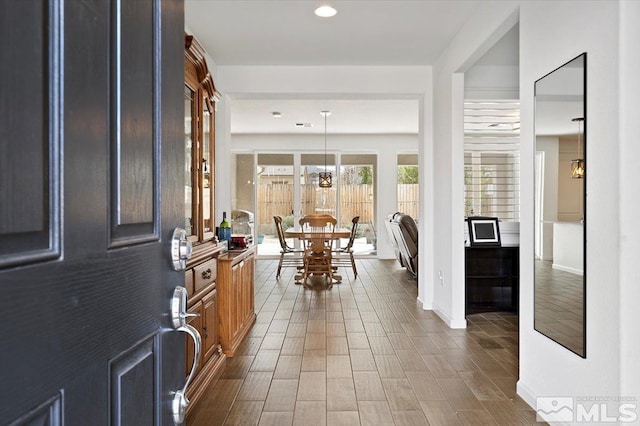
(213, 66, 434, 305)
(465, 65, 519, 100)
(431, 3, 519, 328)
(619, 0, 640, 405)
(518, 0, 624, 409)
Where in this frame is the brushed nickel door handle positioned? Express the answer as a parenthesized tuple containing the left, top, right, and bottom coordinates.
(170, 286, 202, 424)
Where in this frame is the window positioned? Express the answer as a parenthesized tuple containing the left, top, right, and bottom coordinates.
(256, 154, 294, 255)
(464, 101, 520, 221)
(397, 154, 419, 218)
(300, 153, 336, 218)
(341, 154, 376, 254)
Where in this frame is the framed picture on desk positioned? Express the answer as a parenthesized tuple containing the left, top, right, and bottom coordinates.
(467, 217, 501, 247)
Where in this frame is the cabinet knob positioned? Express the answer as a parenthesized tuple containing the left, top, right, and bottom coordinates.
(202, 268, 212, 280)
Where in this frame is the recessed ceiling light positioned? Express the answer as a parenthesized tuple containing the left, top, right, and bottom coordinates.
(314, 5, 337, 18)
(272, 111, 282, 118)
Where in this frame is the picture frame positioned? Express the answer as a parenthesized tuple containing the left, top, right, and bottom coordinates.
(467, 217, 501, 247)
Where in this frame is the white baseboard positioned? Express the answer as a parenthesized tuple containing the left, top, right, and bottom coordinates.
(516, 380, 537, 409)
(517, 380, 573, 426)
(416, 296, 432, 310)
(433, 303, 467, 329)
(552, 263, 584, 276)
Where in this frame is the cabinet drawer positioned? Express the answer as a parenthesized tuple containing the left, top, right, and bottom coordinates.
(194, 259, 217, 292)
(185, 270, 195, 297)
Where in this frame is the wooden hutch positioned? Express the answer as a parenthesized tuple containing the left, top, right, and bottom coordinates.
(183, 34, 256, 419)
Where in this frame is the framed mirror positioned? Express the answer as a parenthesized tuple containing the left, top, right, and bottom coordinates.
(534, 53, 586, 357)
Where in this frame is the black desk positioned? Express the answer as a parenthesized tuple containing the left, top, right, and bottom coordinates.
(465, 246, 519, 315)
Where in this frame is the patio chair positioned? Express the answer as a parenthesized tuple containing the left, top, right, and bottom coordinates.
(332, 216, 359, 278)
(274, 215, 304, 279)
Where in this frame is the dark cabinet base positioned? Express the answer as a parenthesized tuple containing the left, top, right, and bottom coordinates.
(465, 246, 519, 316)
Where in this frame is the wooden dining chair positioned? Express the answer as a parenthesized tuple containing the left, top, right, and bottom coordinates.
(299, 215, 336, 247)
(332, 216, 359, 278)
(296, 215, 339, 285)
(273, 215, 304, 279)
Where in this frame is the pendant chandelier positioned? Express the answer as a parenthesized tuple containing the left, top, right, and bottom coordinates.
(571, 117, 585, 179)
(319, 110, 332, 188)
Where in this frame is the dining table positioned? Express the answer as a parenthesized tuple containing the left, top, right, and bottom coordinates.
(284, 227, 351, 241)
(284, 227, 351, 285)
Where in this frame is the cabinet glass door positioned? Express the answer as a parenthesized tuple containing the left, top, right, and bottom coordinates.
(184, 85, 196, 238)
(202, 100, 214, 238)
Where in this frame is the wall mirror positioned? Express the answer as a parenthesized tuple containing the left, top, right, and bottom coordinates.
(534, 53, 586, 357)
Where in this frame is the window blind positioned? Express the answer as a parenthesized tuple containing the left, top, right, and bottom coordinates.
(464, 101, 520, 221)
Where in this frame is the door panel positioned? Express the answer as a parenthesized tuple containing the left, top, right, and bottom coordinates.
(0, 1, 185, 425)
(0, 0, 60, 266)
(110, 337, 156, 426)
(111, 0, 157, 243)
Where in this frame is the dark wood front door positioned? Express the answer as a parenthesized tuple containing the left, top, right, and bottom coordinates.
(0, 1, 186, 425)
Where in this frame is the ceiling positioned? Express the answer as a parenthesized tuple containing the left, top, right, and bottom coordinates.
(184, 0, 515, 135)
(230, 98, 419, 134)
(185, 1, 486, 66)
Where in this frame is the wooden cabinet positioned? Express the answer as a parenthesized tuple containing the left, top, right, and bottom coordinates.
(184, 34, 219, 244)
(185, 300, 203, 377)
(202, 288, 220, 361)
(183, 33, 226, 421)
(465, 246, 519, 315)
(217, 247, 257, 356)
(184, 246, 226, 420)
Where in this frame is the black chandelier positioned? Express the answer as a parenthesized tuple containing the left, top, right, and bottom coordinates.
(319, 110, 332, 188)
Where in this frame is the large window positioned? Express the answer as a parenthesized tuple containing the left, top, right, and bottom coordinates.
(256, 154, 294, 255)
(341, 154, 376, 254)
(231, 152, 381, 256)
(464, 101, 520, 221)
(300, 153, 336, 218)
(397, 154, 419, 218)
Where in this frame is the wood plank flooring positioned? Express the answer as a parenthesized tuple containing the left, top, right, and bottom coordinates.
(189, 259, 539, 425)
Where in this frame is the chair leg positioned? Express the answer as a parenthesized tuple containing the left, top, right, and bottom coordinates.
(350, 252, 357, 278)
(276, 253, 284, 278)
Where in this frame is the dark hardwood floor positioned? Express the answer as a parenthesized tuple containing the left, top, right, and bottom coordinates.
(188, 259, 538, 425)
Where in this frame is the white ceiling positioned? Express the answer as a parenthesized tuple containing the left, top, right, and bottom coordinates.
(184, 0, 516, 135)
(230, 98, 419, 134)
(185, 0, 486, 66)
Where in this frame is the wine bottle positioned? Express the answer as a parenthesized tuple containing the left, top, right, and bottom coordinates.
(219, 211, 231, 247)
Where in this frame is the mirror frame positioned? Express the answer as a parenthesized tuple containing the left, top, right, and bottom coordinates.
(533, 52, 587, 358)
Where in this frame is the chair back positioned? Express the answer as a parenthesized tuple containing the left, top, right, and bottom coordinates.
(390, 213, 418, 275)
(299, 215, 336, 250)
(273, 215, 291, 251)
(299, 215, 336, 232)
(343, 216, 360, 250)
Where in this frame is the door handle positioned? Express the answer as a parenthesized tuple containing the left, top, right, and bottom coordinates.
(170, 286, 201, 425)
(171, 228, 193, 271)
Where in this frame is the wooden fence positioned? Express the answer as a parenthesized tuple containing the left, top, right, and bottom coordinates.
(256, 183, 418, 233)
(397, 184, 419, 219)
